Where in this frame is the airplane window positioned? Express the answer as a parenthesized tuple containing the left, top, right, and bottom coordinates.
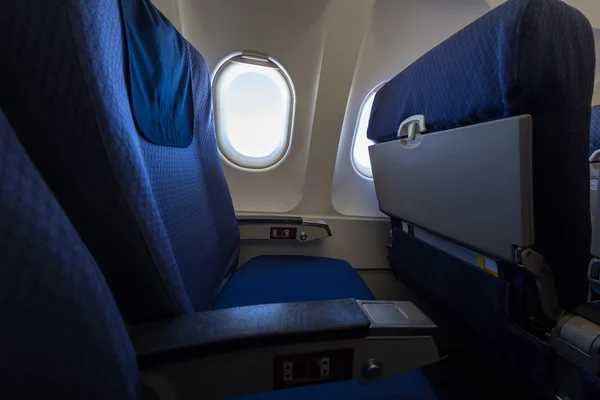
(213, 52, 295, 169)
(351, 87, 379, 178)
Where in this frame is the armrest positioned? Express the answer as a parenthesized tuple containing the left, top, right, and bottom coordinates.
(134, 300, 438, 399)
(550, 310, 600, 375)
(131, 299, 369, 367)
(236, 215, 331, 241)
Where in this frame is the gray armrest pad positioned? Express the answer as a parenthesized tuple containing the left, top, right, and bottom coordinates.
(131, 299, 370, 367)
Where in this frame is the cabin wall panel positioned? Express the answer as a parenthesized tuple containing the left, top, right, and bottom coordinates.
(237, 218, 389, 271)
(291, 0, 376, 216)
(177, 0, 331, 213)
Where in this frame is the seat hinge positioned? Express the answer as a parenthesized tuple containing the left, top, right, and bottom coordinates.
(397, 115, 426, 140)
(515, 247, 562, 321)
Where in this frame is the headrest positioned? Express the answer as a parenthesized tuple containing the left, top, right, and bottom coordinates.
(367, 0, 595, 142)
(120, 0, 194, 147)
(592, 105, 600, 157)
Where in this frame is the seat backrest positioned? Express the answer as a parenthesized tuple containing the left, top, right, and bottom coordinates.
(366, 0, 595, 393)
(0, 0, 240, 323)
(592, 105, 600, 157)
(0, 109, 140, 399)
(368, 0, 595, 312)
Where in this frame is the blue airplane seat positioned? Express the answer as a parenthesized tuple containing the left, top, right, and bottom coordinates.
(367, 0, 595, 397)
(592, 105, 600, 157)
(0, 0, 374, 325)
(0, 108, 515, 400)
(0, 109, 141, 400)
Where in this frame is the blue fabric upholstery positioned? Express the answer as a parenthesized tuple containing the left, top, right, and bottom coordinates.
(0, 0, 239, 323)
(388, 227, 555, 397)
(0, 110, 140, 400)
(120, 0, 194, 148)
(367, 0, 595, 311)
(0, 110, 478, 400)
(0, 0, 373, 325)
(215, 256, 375, 309)
(592, 105, 600, 156)
(0, 105, 421, 400)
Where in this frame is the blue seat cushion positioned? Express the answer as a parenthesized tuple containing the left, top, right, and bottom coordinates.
(591, 105, 600, 157)
(213, 255, 375, 309)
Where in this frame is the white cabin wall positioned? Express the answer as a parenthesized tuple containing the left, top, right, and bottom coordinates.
(177, 0, 330, 214)
(293, 0, 376, 217)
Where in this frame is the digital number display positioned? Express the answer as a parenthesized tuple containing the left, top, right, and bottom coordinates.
(270, 227, 297, 240)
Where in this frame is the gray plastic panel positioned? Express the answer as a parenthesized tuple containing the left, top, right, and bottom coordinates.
(370, 116, 533, 262)
(551, 313, 600, 375)
(357, 301, 436, 337)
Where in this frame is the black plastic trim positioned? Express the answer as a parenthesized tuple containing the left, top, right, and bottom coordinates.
(237, 216, 303, 225)
(301, 221, 332, 237)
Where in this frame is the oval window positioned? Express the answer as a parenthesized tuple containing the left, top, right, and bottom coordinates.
(351, 86, 380, 178)
(213, 52, 295, 169)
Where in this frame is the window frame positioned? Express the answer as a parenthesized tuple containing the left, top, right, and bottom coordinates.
(350, 83, 384, 179)
(212, 51, 296, 170)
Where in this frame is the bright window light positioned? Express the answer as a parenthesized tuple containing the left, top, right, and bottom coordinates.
(213, 53, 294, 169)
(352, 87, 379, 178)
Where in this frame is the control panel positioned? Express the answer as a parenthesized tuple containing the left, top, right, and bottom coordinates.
(238, 217, 331, 242)
(270, 227, 297, 240)
(273, 349, 353, 389)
